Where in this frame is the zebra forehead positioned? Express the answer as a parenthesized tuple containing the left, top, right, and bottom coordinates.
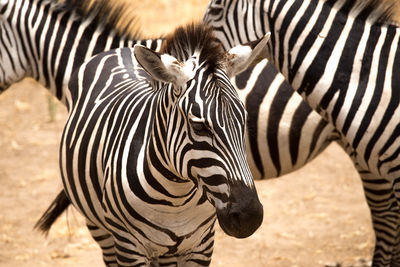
(160, 23, 226, 72)
(187, 85, 245, 120)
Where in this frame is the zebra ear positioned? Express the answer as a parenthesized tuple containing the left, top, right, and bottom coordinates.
(224, 33, 271, 77)
(134, 45, 192, 87)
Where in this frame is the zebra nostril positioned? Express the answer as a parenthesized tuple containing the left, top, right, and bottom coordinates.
(230, 211, 242, 229)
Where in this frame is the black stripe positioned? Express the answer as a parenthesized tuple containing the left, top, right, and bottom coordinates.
(290, 101, 313, 166)
(228, 1, 241, 47)
(245, 63, 282, 176)
(34, 2, 50, 62)
(290, 0, 334, 85)
(14, 0, 30, 74)
(277, 0, 303, 71)
(288, 1, 318, 81)
(23, 4, 39, 79)
(55, 15, 90, 99)
(267, 81, 293, 174)
(324, 12, 366, 122)
(365, 26, 399, 162)
(258, 0, 267, 36)
(0, 26, 17, 73)
(298, 0, 351, 96)
(378, 124, 400, 167)
(308, 118, 331, 163)
(42, 5, 58, 88)
(341, 26, 381, 136)
(50, 12, 69, 81)
(242, 0, 250, 43)
(354, 27, 394, 151)
(234, 64, 253, 89)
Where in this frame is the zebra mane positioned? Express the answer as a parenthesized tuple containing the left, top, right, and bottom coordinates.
(61, 0, 142, 39)
(341, 0, 398, 25)
(160, 23, 226, 71)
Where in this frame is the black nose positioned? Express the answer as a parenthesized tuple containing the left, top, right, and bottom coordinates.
(216, 187, 263, 238)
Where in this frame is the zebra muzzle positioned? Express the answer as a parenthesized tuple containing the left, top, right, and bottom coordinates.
(216, 185, 263, 238)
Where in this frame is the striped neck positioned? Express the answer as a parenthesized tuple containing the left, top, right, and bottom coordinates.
(0, 0, 161, 106)
(144, 83, 197, 199)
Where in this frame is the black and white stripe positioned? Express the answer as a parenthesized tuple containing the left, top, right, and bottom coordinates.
(0, 0, 162, 105)
(231, 59, 338, 178)
(60, 23, 265, 266)
(204, 0, 400, 265)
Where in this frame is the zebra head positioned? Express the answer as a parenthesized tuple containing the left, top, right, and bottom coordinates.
(203, 0, 271, 52)
(134, 24, 269, 238)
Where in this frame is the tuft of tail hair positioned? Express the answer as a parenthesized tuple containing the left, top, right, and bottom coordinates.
(34, 190, 71, 235)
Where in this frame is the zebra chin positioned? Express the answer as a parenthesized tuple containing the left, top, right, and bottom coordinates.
(215, 185, 263, 238)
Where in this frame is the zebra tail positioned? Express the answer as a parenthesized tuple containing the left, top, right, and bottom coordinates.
(34, 190, 71, 235)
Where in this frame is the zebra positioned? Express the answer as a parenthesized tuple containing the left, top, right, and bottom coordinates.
(0, 0, 338, 182)
(56, 23, 267, 266)
(0, 0, 162, 105)
(203, 0, 400, 265)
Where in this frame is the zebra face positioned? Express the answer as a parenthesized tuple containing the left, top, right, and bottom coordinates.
(173, 68, 265, 238)
(134, 28, 270, 238)
(203, 0, 270, 51)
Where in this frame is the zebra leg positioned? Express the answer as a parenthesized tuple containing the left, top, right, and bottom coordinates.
(86, 220, 117, 266)
(390, 180, 400, 267)
(360, 172, 400, 266)
(391, 226, 400, 267)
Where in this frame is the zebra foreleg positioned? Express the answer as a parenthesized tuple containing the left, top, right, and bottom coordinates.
(86, 220, 117, 266)
(391, 224, 400, 267)
(361, 173, 400, 266)
(389, 179, 400, 267)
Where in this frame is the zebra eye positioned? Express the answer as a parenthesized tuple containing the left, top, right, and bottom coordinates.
(208, 6, 223, 16)
(191, 121, 210, 137)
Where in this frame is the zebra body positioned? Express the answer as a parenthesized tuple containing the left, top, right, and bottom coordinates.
(232, 59, 337, 178)
(61, 23, 265, 266)
(204, 0, 400, 265)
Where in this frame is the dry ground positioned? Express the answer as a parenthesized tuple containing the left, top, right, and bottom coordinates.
(0, 0, 380, 266)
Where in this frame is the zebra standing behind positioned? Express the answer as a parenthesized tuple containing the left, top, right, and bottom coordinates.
(0, 0, 336, 182)
(60, 23, 267, 266)
(204, 0, 400, 265)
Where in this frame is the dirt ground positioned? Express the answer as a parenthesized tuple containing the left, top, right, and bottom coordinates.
(0, 0, 377, 266)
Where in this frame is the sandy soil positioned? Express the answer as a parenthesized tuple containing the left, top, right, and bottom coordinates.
(0, 0, 378, 266)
